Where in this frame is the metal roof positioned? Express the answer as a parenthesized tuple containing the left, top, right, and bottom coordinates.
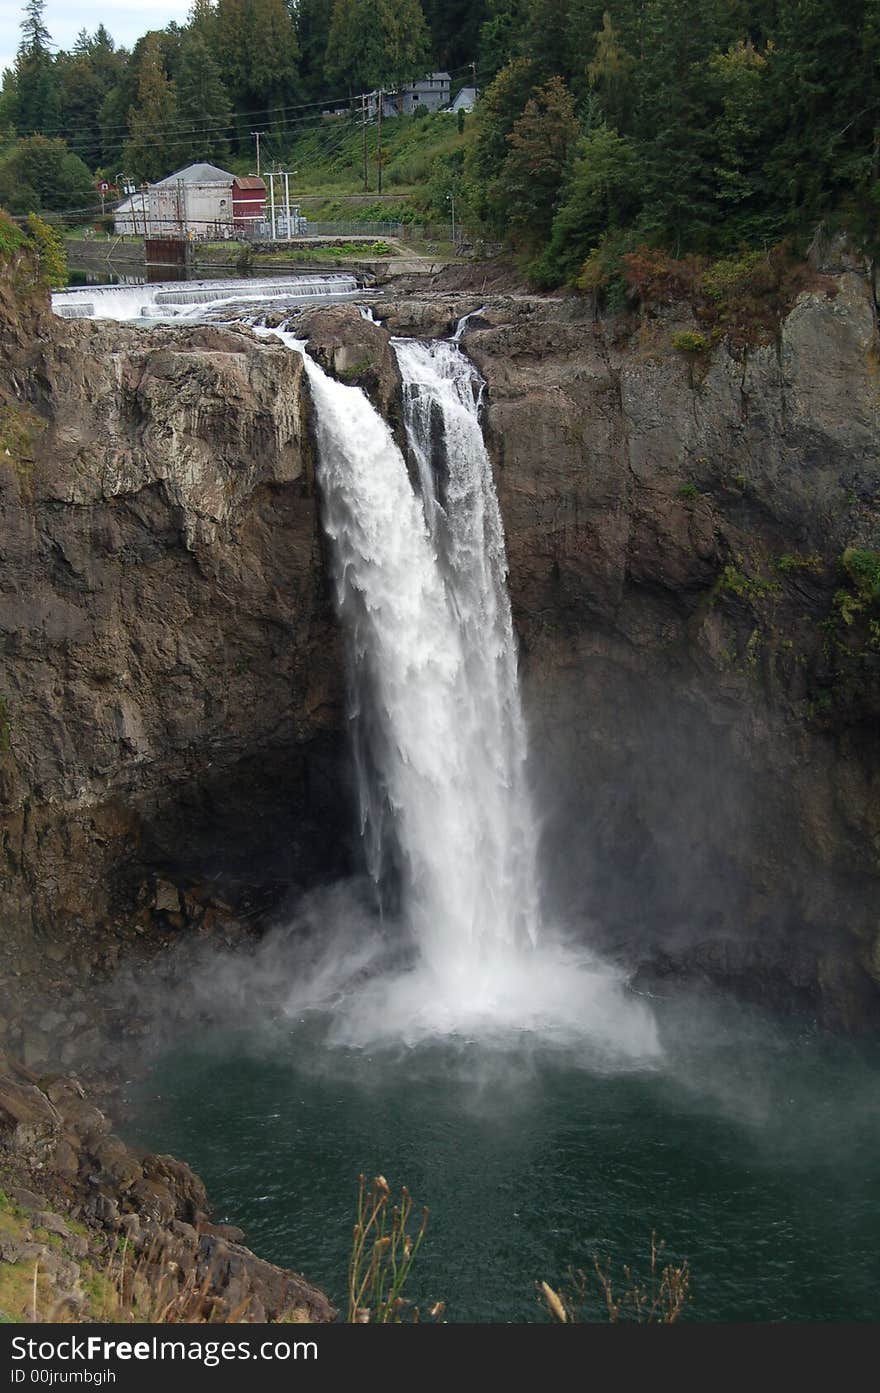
(155, 163, 235, 186)
(233, 176, 266, 190)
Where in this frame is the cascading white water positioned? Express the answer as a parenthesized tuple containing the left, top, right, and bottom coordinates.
(393, 337, 541, 954)
(300, 334, 538, 983)
(51, 274, 359, 322)
(293, 324, 657, 1059)
(52, 277, 658, 1053)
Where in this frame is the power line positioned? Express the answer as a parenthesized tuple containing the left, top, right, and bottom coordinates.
(9, 59, 486, 145)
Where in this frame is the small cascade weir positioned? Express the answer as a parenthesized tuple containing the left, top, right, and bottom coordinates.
(51, 274, 359, 321)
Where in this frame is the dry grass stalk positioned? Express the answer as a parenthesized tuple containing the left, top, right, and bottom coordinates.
(346, 1174, 430, 1323)
(543, 1232, 691, 1324)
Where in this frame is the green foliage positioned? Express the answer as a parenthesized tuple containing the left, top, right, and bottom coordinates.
(122, 34, 178, 183)
(842, 547, 880, 603)
(326, 0, 430, 93)
(0, 0, 877, 283)
(576, 227, 637, 309)
(679, 483, 700, 499)
(174, 34, 232, 166)
(587, 11, 635, 127)
(717, 563, 780, 601)
(530, 126, 640, 285)
(478, 0, 529, 79)
(0, 209, 27, 258)
(284, 110, 462, 199)
(0, 136, 94, 218)
(490, 75, 579, 249)
(671, 331, 710, 355)
(777, 552, 823, 574)
(24, 212, 67, 286)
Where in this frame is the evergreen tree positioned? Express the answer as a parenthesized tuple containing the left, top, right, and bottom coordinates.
(188, 0, 217, 45)
(521, 0, 578, 82)
(295, 0, 335, 99)
(56, 28, 126, 170)
(420, 0, 487, 71)
(478, 0, 529, 79)
(629, 0, 729, 252)
(708, 40, 776, 245)
(468, 56, 538, 187)
(14, 0, 61, 135)
(587, 12, 634, 126)
(213, 0, 300, 145)
(325, 0, 431, 94)
(763, 0, 869, 222)
(493, 74, 579, 245)
(175, 33, 232, 164)
(534, 125, 640, 282)
(122, 35, 179, 183)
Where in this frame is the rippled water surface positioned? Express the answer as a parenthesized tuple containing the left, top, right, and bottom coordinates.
(126, 992, 880, 1323)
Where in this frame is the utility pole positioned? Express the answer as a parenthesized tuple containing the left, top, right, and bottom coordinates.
(284, 170, 291, 239)
(377, 89, 383, 195)
(269, 170, 276, 240)
(470, 59, 477, 95)
(251, 131, 262, 177)
(361, 91, 368, 192)
(447, 191, 456, 249)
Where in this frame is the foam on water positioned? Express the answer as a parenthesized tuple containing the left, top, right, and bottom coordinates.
(51, 274, 359, 322)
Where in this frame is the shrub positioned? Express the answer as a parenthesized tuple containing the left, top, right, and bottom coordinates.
(622, 246, 701, 302)
(842, 547, 880, 603)
(777, 552, 823, 574)
(576, 228, 638, 311)
(25, 212, 67, 288)
(672, 330, 710, 355)
(0, 208, 26, 260)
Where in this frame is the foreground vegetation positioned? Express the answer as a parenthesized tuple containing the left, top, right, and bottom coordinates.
(1, 1169, 689, 1324)
(0, 207, 67, 286)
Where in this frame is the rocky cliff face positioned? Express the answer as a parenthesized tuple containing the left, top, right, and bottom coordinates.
(2, 257, 879, 1032)
(461, 274, 880, 1029)
(0, 261, 348, 1021)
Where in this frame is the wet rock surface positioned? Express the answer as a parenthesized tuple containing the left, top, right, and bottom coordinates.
(0, 1053, 334, 1322)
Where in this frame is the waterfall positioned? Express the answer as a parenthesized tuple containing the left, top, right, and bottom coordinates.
(299, 330, 540, 981)
(64, 281, 659, 1051)
(296, 325, 657, 1056)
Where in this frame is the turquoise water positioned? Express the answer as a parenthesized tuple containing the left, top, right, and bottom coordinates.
(126, 992, 880, 1323)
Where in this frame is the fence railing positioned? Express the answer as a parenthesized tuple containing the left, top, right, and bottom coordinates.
(301, 220, 403, 238)
(113, 215, 459, 247)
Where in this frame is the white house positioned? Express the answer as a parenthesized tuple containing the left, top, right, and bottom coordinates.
(147, 162, 236, 239)
(113, 191, 147, 235)
(449, 86, 477, 114)
(367, 72, 452, 118)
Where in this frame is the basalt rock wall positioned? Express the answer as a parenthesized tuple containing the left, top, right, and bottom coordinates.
(460, 274, 880, 1029)
(0, 262, 349, 991)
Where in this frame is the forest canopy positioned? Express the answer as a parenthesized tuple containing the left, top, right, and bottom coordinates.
(0, 0, 877, 289)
